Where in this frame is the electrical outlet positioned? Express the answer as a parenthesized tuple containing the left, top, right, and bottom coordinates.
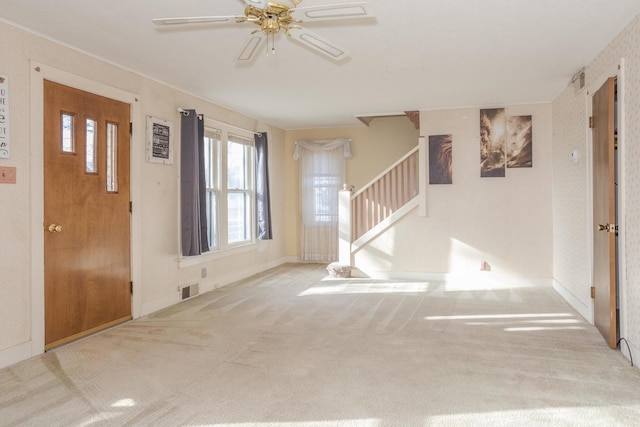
(201, 267, 207, 278)
(0, 166, 16, 184)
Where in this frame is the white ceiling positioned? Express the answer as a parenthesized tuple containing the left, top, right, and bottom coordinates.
(1, 0, 639, 129)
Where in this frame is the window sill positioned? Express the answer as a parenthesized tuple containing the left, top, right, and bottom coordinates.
(177, 241, 256, 269)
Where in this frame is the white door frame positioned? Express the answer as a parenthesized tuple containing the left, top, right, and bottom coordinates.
(29, 62, 143, 357)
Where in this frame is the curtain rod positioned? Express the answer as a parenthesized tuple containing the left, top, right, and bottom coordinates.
(177, 108, 203, 120)
(295, 138, 352, 144)
(177, 108, 262, 135)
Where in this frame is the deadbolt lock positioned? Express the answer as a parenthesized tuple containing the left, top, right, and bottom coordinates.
(48, 224, 63, 233)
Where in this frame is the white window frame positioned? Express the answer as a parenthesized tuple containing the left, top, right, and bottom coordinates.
(203, 129, 221, 251)
(187, 120, 255, 265)
(226, 133, 255, 247)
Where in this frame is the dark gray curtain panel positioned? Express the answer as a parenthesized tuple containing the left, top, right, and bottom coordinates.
(180, 110, 209, 256)
(255, 132, 272, 240)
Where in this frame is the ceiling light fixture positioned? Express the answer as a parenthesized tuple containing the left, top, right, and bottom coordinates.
(152, 1, 373, 62)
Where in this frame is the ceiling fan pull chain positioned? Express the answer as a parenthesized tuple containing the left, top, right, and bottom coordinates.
(266, 32, 271, 56)
(266, 31, 275, 56)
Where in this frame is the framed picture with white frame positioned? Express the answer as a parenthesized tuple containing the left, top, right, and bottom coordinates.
(146, 115, 173, 164)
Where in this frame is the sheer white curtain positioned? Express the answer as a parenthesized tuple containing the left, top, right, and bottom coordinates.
(294, 138, 352, 262)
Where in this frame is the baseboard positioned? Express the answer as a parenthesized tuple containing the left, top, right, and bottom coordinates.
(356, 268, 553, 290)
(0, 341, 33, 370)
(140, 256, 294, 317)
(208, 257, 294, 291)
(552, 279, 593, 324)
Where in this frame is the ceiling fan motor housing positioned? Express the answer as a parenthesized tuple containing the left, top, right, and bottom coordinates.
(246, 3, 295, 34)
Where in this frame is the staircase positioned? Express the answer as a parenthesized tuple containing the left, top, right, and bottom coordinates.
(339, 138, 425, 266)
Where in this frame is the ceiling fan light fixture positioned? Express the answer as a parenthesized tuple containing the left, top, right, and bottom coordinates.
(261, 18, 280, 34)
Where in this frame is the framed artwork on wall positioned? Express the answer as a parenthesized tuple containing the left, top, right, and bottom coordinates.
(429, 134, 453, 184)
(146, 115, 173, 164)
(506, 115, 533, 168)
(480, 108, 506, 177)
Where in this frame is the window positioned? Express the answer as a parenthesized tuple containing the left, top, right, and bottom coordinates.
(85, 118, 97, 174)
(297, 140, 349, 262)
(227, 134, 254, 244)
(106, 122, 118, 192)
(202, 124, 255, 252)
(312, 174, 341, 223)
(61, 112, 74, 153)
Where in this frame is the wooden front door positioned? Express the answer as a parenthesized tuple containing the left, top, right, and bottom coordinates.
(44, 80, 131, 349)
(592, 77, 617, 349)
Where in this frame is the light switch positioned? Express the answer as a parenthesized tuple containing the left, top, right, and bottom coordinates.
(0, 166, 16, 184)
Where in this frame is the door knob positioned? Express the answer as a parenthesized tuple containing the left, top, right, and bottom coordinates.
(48, 224, 62, 233)
(597, 223, 617, 233)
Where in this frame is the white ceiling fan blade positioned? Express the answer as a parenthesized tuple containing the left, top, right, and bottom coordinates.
(287, 27, 349, 61)
(243, 0, 269, 9)
(152, 15, 241, 26)
(242, 0, 302, 7)
(237, 32, 267, 62)
(292, 2, 373, 22)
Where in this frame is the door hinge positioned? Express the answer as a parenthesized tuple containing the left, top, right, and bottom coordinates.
(130, 281, 133, 294)
(129, 122, 133, 136)
(589, 116, 594, 128)
(591, 286, 595, 299)
(129, 201, 132, 213)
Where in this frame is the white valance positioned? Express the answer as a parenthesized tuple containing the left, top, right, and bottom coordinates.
(293, 137, 352, 160)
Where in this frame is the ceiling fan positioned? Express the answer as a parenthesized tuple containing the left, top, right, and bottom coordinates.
(152, 0, 374, 62)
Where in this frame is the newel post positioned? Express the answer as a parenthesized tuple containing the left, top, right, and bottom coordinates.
(338, 184, 353, 265)
(418, 136, 427, 217)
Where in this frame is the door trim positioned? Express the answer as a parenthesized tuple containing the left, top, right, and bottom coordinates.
(586, 58, 626, 341)
(29, 62, 142, 357)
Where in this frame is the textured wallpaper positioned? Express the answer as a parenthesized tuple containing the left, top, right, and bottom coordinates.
(552, 14, 640, 352)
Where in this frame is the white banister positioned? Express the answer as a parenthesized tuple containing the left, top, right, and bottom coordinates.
(352, 148, 419, 240)
(338, 139, 425, 266)
(351, 145, 420, 199)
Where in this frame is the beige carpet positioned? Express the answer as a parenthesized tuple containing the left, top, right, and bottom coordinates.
(1, 263, 639, 426)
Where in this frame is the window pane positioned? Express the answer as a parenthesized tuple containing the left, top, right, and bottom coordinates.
(61, 113, 74, 153)
(227, 141, 247, 190)
(206, 190, 218, 248)
(228, 192, 249, 243)
(204, 131, 220, 249)
(314, 175, 340, 222)
(106, 122, 118, 192)
(204, 135, 219, 190)
(86, 119, 97, 173)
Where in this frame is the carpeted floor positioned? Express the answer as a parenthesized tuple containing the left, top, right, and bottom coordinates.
(1, 263, 639, 426)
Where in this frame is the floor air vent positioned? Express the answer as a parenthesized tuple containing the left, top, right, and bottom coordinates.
(181, 283, 199, 300)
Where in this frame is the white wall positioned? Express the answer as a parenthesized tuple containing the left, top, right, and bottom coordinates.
(552, 14, 640, 361)
(0, 21, 287, 368)
(355, 104, 554, 282)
